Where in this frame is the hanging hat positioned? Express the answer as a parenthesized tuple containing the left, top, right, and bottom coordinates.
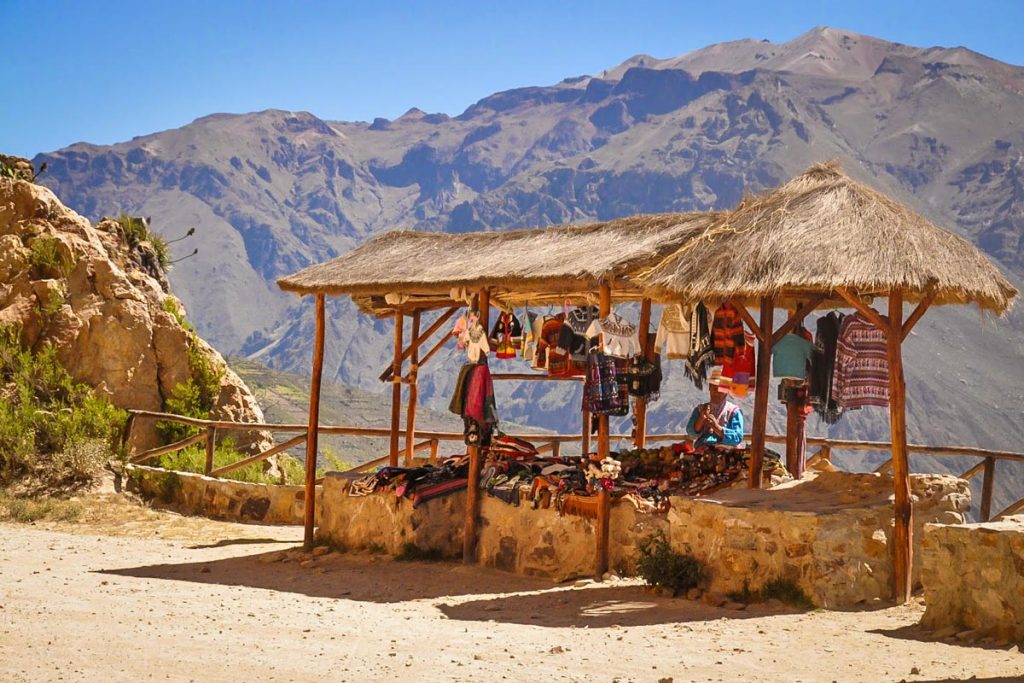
(708, 366, 730, 387)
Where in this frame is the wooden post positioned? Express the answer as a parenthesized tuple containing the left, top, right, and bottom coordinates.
(634, 297, 652, 448)
(304, 293, 326, 549)
(597, 282, 612, 459)
(203, 427, 216, 475)
(595, 281, 612, 580)
(980, 457, 996, 522)
(581, 410, 591, 456)
(748, 297, 774, 488)
(429, 439, 439, 464)
(404, 311, 421, 465)
(595, 487, 611, 579)
(389, 309, 405, 467)
(887, 289, 912, 603)
(463, 288, 489, 564)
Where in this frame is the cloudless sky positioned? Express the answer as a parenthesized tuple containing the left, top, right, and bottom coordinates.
(2, 0, 1022, 158)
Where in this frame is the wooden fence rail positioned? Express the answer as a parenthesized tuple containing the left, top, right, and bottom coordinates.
(126, 409, 1024, 521)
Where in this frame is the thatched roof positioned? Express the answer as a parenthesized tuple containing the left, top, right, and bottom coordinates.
(278, 212, 718, 306)
(639, 162, 1018, 314)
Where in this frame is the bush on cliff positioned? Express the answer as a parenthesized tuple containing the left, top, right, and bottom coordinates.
(0, 325, 127, 489)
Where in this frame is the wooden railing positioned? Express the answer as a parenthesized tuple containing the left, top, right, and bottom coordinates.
(124, 409, 1024, 521)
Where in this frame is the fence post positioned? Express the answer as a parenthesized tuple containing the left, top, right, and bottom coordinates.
(980, 457, 995, 522)
(204, 427, 216, 475)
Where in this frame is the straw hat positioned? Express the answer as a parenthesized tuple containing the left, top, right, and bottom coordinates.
(708, 366, 730, 387)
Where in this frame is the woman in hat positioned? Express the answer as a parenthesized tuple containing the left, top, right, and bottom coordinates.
(685, 367, 745, 448)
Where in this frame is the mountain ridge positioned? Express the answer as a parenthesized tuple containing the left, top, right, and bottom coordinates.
(30, 27, 1024, 511)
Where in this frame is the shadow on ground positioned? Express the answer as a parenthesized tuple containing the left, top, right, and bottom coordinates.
(436, 585, 806, 628)
(869, 623, 1022, 652)
(97, 545, 809, 627)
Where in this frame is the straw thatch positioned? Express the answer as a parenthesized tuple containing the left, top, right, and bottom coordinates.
(278, 212, 718, 302)
(639, 162, 1018, 314)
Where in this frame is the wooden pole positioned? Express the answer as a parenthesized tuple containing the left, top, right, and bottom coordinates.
(463, 288, 489, 564)
(595, 281, 612, 580)
(404, 311, 421, 465)
(378, 306, 459, 382)
(388, 309, 405, 467)
(748, 297, 774, 488)
(597, 281, 612, 459)
(304, 293, 326, 549)
(634, 297, 652, 448)
(203, 427, 216, 475)
(980, 457, 996, 522)
(887, 289, 912, 603)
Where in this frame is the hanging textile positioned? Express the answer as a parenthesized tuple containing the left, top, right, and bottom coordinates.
(722, 331, 756, 399)
(488, 310, 523, 359)
(554, 305, 597, 376)
(772, 332, 815, 380)
(684, 303, 715, 389)
(449, 361, 498, 446)
(712, 302, 746, 365)
(521, 307, 538, 363)
(461, 321, 490, 362)
(585, 312, 640, 358)
(538, 313, 566, 374)
(582, 351, 629, 416)
(654, 303, 691, 359)
(627, 354, 662, 402)
(832, 312, 890, 409)
(810, 312, 845, 424)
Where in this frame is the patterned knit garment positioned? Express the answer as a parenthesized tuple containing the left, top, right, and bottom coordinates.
(832, 312, 889, 409)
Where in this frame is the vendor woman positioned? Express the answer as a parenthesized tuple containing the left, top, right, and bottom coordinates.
(686, 367, 745, 448)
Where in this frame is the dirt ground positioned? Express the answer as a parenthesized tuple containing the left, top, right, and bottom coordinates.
(1, 494, 1022, 683)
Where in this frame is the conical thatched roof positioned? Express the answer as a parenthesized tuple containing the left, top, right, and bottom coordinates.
(278, 212, 718, 302)
(639, 162, 1018, 314)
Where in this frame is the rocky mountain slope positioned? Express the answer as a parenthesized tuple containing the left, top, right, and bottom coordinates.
(0, 161, 267, 452)
(30, 27, 1024, 503)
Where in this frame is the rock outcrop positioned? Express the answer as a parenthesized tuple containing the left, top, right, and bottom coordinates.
(0, 162, 269, 453)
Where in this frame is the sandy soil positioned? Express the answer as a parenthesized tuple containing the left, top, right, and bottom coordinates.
(1, 496, 1022, 683)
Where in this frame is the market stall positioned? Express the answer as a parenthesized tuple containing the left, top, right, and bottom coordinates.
(277, 162, 1016, 602)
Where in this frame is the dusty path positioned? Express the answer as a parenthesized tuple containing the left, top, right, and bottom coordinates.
(1, 503, 1022, 683)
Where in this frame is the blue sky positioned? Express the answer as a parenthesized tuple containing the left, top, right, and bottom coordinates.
(2, 0, 1022, 158)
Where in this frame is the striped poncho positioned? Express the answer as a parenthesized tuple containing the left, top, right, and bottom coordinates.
(831, 312, 890, 409)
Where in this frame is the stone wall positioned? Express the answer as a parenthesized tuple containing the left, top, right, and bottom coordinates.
(127, 464, 319, 525)
(315, 470, 969, 607)
(921, 516, 1024, 643)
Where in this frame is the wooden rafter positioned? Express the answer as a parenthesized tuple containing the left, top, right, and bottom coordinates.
(835, 287, 889, 332)
(379, 306, 460, 381)
(901, 288, 936, 342)
(730, 301, 764, 343)
(770, 293, 828, 346)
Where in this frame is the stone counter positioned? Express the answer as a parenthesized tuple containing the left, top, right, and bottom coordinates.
(127, 464, 320, 525)
(921, 516, 1024, 643)
(316, 470, 969, 607)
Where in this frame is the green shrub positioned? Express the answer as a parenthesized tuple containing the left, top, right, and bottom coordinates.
(156, 339, 224, 444)
(279, 455, 306, 485)
(636, 530, 706, 596)
(161, 298, 193, 331)
(395, 542, 445, 562)
(0, 325, 126, 487)
(0, 493, 83, 523)
(28, 236, 74, 279)
(728, 578, 814, 609)
(116, 214, 169, 270)
(157, 436, 280, 485)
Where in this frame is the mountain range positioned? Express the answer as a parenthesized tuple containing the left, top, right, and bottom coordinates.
(31, 26, 1024, 512)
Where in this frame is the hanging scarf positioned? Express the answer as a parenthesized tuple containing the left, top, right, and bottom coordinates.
(684, 303, 714, 389)
(810, 312, 845, 424)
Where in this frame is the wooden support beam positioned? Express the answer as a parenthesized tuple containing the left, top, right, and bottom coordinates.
(634, 297, 652, 448)
(404, 311, 421, 465)
(595, 488, 611, 579)
(379, 306, 459, 382)
(130, 431, 208, 464)
(873, 458, 893, 474)
(416, 331, 451, 371)
(770, 294, 827, 346)
(121, 412, 137, 454)
(836, 288, 889, 333)
(731, 302, 764, 343)
(597, 281, 612, 460)
(388, 309, 405, 467)
(203, 427, 216, 475)
(980, 457, 996, 522)
(748, 296, 774, 488)
(887, 289, 913, 603)
(463, 287, 489, 565)
(901, 289, 936, 343)
(994, 497, 1024, 520)
(429, 439, 439, 464)
(958, 460, 987, 481)
(304, 293, 327, 549)
(210, 434, 307, 478)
